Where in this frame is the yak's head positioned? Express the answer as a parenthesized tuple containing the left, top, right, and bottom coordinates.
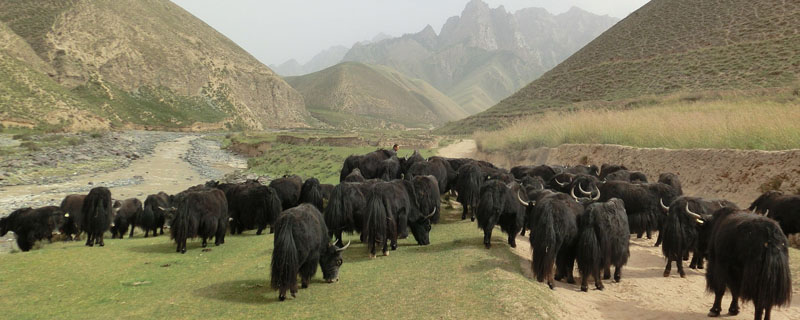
(748, 190, 783, 214)
(569, 175, 601, 203)
(320, 240, 350, 283)
(0, 216, 8, 237)
(49, 209, 69, 235)
(409, 208, 435, 246)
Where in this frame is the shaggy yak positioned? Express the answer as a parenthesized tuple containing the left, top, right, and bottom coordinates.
(82, 187, 114, 247)
(576, 198, 630, 292)
(171, 188, 228, 253)
(110, 198, 143, 239)
(0, 206, 68, 251)
(270, 204, 350, 301)
(476, 180, 526, 249)
(704, 207, 792, 320)
(59, 194, 87, 240)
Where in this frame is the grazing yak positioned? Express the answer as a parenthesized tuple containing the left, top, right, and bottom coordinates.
(271, 204, 350, 301)
(171, 188, 228, 253)
(599, 180, 680, 239)
(704, 207, 792, 320)
(139, 192, 170, 237)
(82, 187, 114, 247)
(59, 194, 87, 240)
(527, 192, 583, 289)
(110, 198, 143, 239)
(0, 206, 68, 252)
(339, 149, 400, 182)
(270, 175, 303, 210)
(749, 190, 800, 235)
(363, 179, 437, 257)
(476, 180, 526, 249)
(455, 162, 482, 221)
(660, 197, 737, 277)
(406, 157, 454, 195)
(210, 180, 282, 235)
(299, 177, 324, 212)
(576, 198, 630, 292)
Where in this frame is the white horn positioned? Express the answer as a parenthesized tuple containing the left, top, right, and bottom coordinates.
(425, 208, 437, 220)
(336, 240, 351, 251)
(764, 209, 769, 216)
(592, 186, 600, 201)
(570, 185, 578, 201)
(517, 190, 529, 206)
(578, 183, 592, 195)
(685, 203, 702, 220)
(555, 178, 568, 187)
(660, 198, 669, 211)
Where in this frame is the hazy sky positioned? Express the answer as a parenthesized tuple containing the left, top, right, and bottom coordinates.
(171, 0, 650, 66)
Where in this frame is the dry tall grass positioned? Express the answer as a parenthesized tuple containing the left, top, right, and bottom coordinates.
(475, 98, 800, 152)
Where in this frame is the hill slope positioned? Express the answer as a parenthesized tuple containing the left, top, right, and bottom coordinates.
(286, 62, 468, 129)
(270, 45, 349, 77)
(442, 0, 800, 133)
(343, 0, 618, 114)
(0, 0, 307, 131)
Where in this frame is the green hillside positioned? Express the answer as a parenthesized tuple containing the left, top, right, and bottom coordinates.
(286, 62, 469, 129)
(440, 0, 800, 133)
(0, 0, 307, 131)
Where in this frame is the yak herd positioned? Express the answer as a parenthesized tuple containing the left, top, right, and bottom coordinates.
(0, 147, 796, 318)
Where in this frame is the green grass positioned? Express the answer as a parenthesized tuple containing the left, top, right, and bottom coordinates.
(0, 209, 556, 319)
(474, 94, 800, 153)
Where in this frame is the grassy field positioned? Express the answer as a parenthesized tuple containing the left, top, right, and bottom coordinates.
(475, 95, 800, 153)
(0, 208, 556, 319)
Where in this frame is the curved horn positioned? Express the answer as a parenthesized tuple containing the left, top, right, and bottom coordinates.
(764, 209, 769, 217)
(570, 185, 578, 201)
(596, 167, 601, 176)
(684, 202, 702, 220)
(591, 186, 600, 201)
(751, 206, 757, 214)
(425, 208, 437, 220)
(578, 183, 592, 195)
(335, 240, 351, 251)
(555, 178, 568, 187)
(660, 198, 669, 211)
(517, 190, 529, 206)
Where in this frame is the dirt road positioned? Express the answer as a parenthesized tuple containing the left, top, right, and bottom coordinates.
(438, 140, 800, 320)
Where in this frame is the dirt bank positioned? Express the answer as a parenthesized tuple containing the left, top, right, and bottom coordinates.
(476, 144, 800, 208)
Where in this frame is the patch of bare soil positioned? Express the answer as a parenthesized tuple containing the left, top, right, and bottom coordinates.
(440, 143, 800, 320)
(438, 139, 477, 159)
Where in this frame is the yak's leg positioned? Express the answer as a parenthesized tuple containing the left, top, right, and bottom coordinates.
(382, 238, 390, 256)
(97, 235, 105, 247)
(461, 205, 468, 220)
(565, 256, 577, 284)
(728, 287, 740, 316)
(483, 215, 498, 249)
(763, 306, 772, 320)
(689, 254, 698, 269)
(645, 229, 652, 240)
(696, 253, 705, 270)
(129, 225, 135, 238)
(755, 307, 764, 320)
(594, 266, 604, 290)
(202, 237, 208, 248)
(654, 230, 663, 247)
(663, 260, 672, 277)
(604, 265, 612, 280)
(614, 265, 622, 282)
(507, 230, 518, 248)
(256, 226, 264, 235)
(676, 259, 686, 278)
(580, 269, 590, 292)
(708, 287, 725, 317)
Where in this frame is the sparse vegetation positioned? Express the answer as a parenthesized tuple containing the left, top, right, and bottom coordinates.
(0, 209, 556, 319)
(475, 97, 800, 152)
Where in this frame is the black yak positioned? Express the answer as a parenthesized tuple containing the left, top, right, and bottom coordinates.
(324, 180, 376, 247)
(528, 192, 583, 289)
(599, 181, 679, 239)
(705, 207, 792, 320)
(511, 164, 558, 182)
(59, 194, 86, 240)
(749, 190, 800, 235)
(406, 157, 452, 195)
(171, 189, 228, 253)
(658, 173, 683, 196)
(476, 180, 526, 249)
(598, 164, 628, 180)
(363, 180, 437, 257)
(603, 170, 648, 183)
(110, 198, 143, 239)
(300, 177, 324, 212)
(82, 187, 114, 247)
(576, 198, 630, 292)
(660, 197, 737, 277)
(455, 162, 482, 221)
(343, 168, 366, 182)
(270, 175, 303, 210)
(270, 204, 350, 301)
(0, 206, 68, 252)
(339, 149, 399, 182)
(139, 192, 170, 237)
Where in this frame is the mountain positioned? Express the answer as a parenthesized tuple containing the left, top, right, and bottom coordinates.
(440, 0, 800, 133)
(342, 1, 619, 114)
(285, 62, 468, 129)
(0, 0, 307, 131)
(270, 45, 349, 77)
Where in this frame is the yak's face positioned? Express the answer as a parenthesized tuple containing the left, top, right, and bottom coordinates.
(320, 244, 344, 283)
(409, 218, 432, 246)
(49, 210, 69, 233)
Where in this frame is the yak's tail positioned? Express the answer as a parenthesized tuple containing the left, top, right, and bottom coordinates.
(576, 210, 600, 280)
(364, 193, 388, 255)
(300, 180, 324, 212)
(661, 204, 687, 261)
(267, 188, 283, 227)
(325, 184, 350, 236)
(171, 198, 190, 243)
(140, 201, 156, 231)
(741, 222, 792, 308)
(270, 217, 299, 296)
(531, 203, 558, 283)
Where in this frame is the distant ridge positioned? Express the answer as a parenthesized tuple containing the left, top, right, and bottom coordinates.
(441, 0, 800, 133)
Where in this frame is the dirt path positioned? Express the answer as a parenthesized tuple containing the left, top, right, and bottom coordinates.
(438, 142, 800, 320)
(438, 139, 477, 159)
(0, 135, 245, 252)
